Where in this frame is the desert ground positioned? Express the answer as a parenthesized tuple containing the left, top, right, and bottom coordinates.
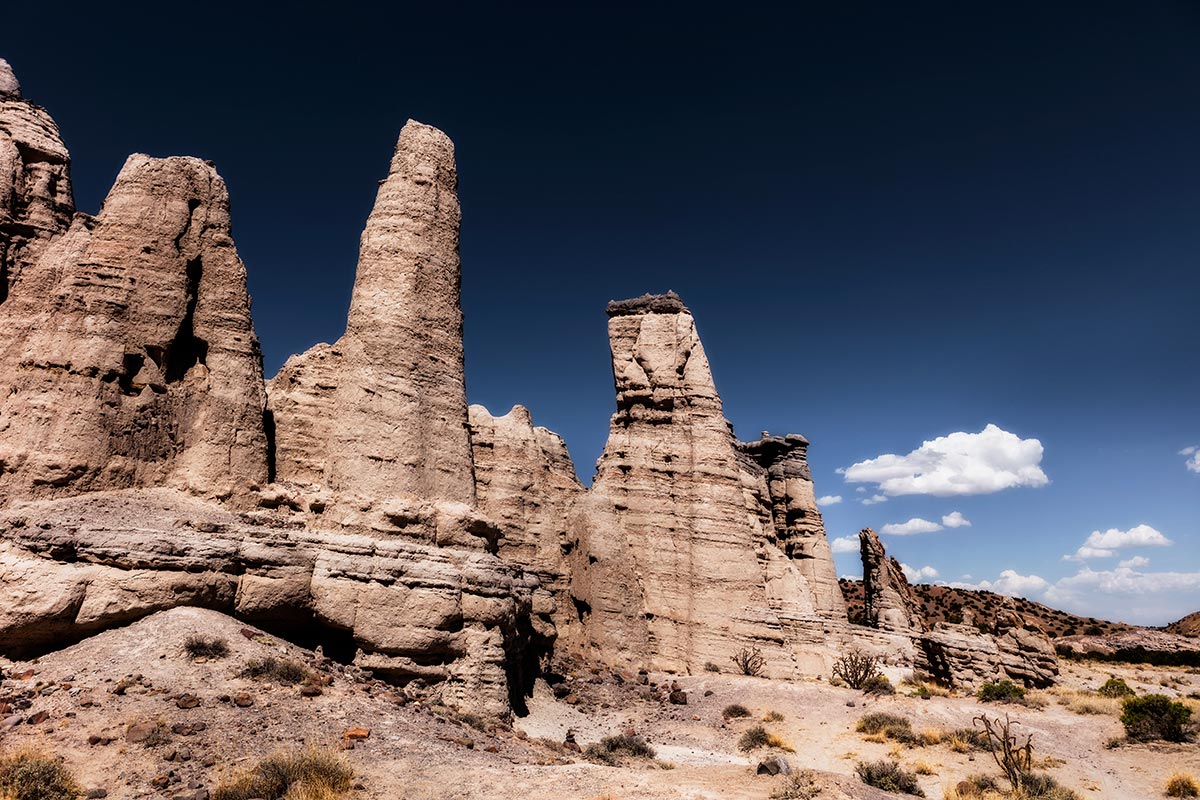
(1, 608, 1196, 800)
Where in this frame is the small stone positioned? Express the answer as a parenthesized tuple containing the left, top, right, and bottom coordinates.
(26, 710, 49, 724)
(233, 692, 253, 707)
(175, 694, 200, 709)
(2, 714, 22, 730)
(126, 721, 157, 743)
(150, 774, 170, 790)
(343, 727, 370, 740)
(299, 684, 322, 697)
(756, 756, 792, 776)
(668, 690, 688, 705)
(85, 790, 108, 799)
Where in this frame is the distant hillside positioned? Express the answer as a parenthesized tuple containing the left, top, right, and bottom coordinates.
(1168, 611, 1200, 638)
(838, 578, 1135, 638)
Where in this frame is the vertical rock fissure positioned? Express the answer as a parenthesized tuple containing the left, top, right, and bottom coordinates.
(164, 256, 207, 383)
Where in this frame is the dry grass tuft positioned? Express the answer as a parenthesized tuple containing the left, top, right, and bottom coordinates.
(183, 634, 230, 659)
(0, 751, 80, 800)
(584, 733, 656, 766)
(1166, 773, 1200, 798)
(911, 760, 936, 775)
(212, 749, 353, 800)
(240, 657, 312, 685)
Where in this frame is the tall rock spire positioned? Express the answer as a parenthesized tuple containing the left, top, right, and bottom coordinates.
(269, 120, 477, 523)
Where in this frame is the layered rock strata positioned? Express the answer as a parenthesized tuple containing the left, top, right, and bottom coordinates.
(0, 80, 270, 502)
(268, 120, 475, 525)
(0, 490, 532, 716)
(468, 404, 584, 646)
(859, 528, 927, 632)
(565, 292, 844, 676)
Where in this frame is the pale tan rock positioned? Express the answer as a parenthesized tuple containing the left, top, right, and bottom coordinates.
(269, 120, 475, 524)
(859, 528, 927, 632)
(0, 152, 270, 503)
(0, 489, 536, 716)
(566, 293, 848, 677)
(469, 404, 584, 645)
(0, 63, 74, 299)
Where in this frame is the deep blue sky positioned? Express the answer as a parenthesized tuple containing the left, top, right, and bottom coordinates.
(6, 1, 1198, 624)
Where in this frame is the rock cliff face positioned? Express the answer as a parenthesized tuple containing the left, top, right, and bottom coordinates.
(0, 98, 270, 502)
(268, 121, 476, 527)
(859, 528, 926, 632)
(564, 293, 845, 676)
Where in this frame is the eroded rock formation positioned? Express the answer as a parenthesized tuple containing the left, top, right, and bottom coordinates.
(564, 293, 845, 677)
(0, 99, 270, 501)
(859, 528, 926, 632)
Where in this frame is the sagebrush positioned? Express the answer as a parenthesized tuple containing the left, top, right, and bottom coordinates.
(0, 751, 80, 800)
(210, 749, 354, 800)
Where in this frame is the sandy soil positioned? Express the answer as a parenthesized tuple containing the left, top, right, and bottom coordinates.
(0, 608, 1196, 800)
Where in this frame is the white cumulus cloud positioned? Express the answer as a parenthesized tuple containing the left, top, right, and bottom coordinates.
(901, 563, 939, 582)
(860, 494, 888, 505)
(1187, 451, 1200, 474)
(840, 424, 1048, 497)
(1044, 566, 1200, 623)
(830, 535, 859, 554)
(942, 511, 971, 528)
(817, 495, 843, 506)
(1118, 556, 1150, 568)
(949, 569, 1049, 598)
(1064, 524, 1173, 561)
(881, 517, 943, 536)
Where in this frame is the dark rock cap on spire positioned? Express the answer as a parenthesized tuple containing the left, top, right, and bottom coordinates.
(606, 290, 689, 317)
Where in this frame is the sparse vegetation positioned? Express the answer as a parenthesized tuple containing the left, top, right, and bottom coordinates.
(1097, 677, 1135, 699)
(945, 727, 989, 752)
(584, 733, 657, 765)
(211, 748, 354, 800)
(722, 703, 751, 719)
(971, 713, 1081, 799)
(862, 674, 895, 695)
(977, 680, 1026, 704)
(703, 661, 721, 673)
(141, 720, 173, 748)
(737, 725, 771, 751)
(1166, 773, 1200, 798)
(730, 646, 766, 676)
(240, 656, 311, 685)
(0, 751, 80, 800)
(184, 634, 230, 659)
(1120, 694, 1193, 742)
(856, 712, 917, 745)
(854, 760, 925, 796)
(832, 649, 882, 690)
(763, 710, 785, 722)
(770, 769, 821, 799)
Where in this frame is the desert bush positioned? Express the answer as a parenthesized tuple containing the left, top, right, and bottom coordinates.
(946, 727, 989, 752)
(141, 721, 173, 748)
(1120, 694, 1193, 742)
(1166, 773, 1200, 798)
(730, 646, 766, 676)
(1016, 771, 1081, 799)
(763, 710, 785, 722)
(240, 657, 311, 685)
(854, 760, 925, 796)
(184, 634, 230, 659)
(703, 661, 721, 673)
(211, 748, 353, 800)
(856, 712, 916, 744)
(911, 760, 935, 775)
(1098, 677, 1135, 698)
(973, 713, 1033, 792)
(862, 675, 895, 695)
(583, 733, 656, 765)
(737, 725, 771, 751)
(770, 769, 821, 799)
(0, 751, 80, 800)
(977, 680, 1026, 704)
(832, 650, 881, 690)
(722, 703, 751, 719)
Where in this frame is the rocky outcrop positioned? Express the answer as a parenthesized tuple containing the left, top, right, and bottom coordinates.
(0, 58, 74, 302)
(565, 292, 848, 676)
(0, 111, 270, 502)
(268, 121, 475, 525)
(0, 489, 535, 716)
(859, 528, 926, 632)
(468, 404, 583, 646)
(740, 434, 846, 620)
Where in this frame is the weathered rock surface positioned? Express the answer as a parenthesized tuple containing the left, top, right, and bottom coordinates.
(0, 141, 269, 502)
(0, 58, 74, 301)
(468, 404, 583, 646)
(0, 489, 535, 716)
(269, 120, 475, 525)
(565, 293, 849, 677)
(859, 528, 926, 633)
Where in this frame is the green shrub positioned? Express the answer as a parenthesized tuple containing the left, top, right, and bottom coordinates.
(1097, 677, 1135, 698)
(856, 712, 916, 744)
(0, 751, 80, 800)
(722, 703, 751, 719)
(854, 760, 925, 796)
(737, 725, 771, 751)
(977, 679, 1026, 703)
(583, 733, 656, 765)
(1120, 694, 1192, 742)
